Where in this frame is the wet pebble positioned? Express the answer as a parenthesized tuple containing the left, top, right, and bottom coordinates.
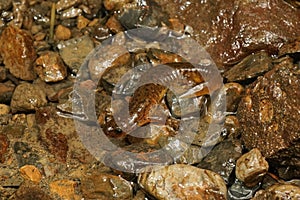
(0, 104, 10, 115)
(252, 183, 300, 200)
(0, 26, 36, 80)
(224, 51, 273, 82)
(138, 164, 227, 200)
(56, 0, 81, 12)
(0, 133, 9, 163)
(49, 179, 78, 200)
(224, 82, 244, 113)
(236, 148, 269, 187)
(224, 115, 240, 139)
(19, 165, 42, 183)
(60, 7, 82, 20)
(77, 15, 90, 30)
(106, 15, 124, 33)
(197, 139, 242, 183)
(55, 25, 72, 40)
(58, 35, 94, 73)
(35, 51, 67, 82)
(10, 82, 47, 113)
(81, 173, 133, 199)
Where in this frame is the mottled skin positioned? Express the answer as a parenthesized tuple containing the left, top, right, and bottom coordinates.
(128, 62, 221, 127)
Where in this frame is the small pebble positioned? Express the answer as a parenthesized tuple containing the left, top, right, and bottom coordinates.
(50, 179, 78, 200)
(58, 35, 94, 73)
(60, 7, 82, 20)
(106, 15, 124, 33)
(103, 0, 131, 11)
(0, 104, 10, 115)
(77, 15, 90, 30)
(19, 165, 42, 183)
(81, 173, 133, 199)
(236, 148, 269, 187)
(10, 83, 47, 113)
(35, 51, 67, 82)
(55, 25, 72, 40)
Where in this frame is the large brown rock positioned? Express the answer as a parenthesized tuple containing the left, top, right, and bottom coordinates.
(156, 0, 300, 68)
(237, 57, 300, 168)
(0, 26, 36, 80)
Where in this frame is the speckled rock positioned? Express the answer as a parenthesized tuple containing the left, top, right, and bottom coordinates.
(236, 148, 269, 187)
(35, 51, 68, 82)
(138, 164, 227, 200)
(252, 183, 300, 200)
(0, 26, 36, 80)
(237, 57, 300, 167)
(58, 35, 94, 73)
(81, 173, 133, 199)
(10, 83, 47, 113)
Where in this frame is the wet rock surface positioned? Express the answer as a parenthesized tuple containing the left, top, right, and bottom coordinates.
(197, 139, 242, 183)
(252, 183, 300, 200)
(235, 148, 269, 187)
(0, 0, 299, 199)
(35, 51, 67, 82)
(10, 82, 47, 113)
(156, 0, 300, 68)
(138, 164, 228, 200)
(0, 26, 36, 80)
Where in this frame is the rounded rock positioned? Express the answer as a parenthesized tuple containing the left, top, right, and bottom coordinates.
(138, 164, 227, 200)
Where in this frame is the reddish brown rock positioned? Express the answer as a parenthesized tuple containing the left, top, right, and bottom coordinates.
(0, 26, 36, 80)
(237, 57, 300, 167)
(11, 182, 53, 200)
(156, 0, 300, 68)
(0, 134, 9, 163)
(41, 128, 68, 163)
(35, 51, 67, 82)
